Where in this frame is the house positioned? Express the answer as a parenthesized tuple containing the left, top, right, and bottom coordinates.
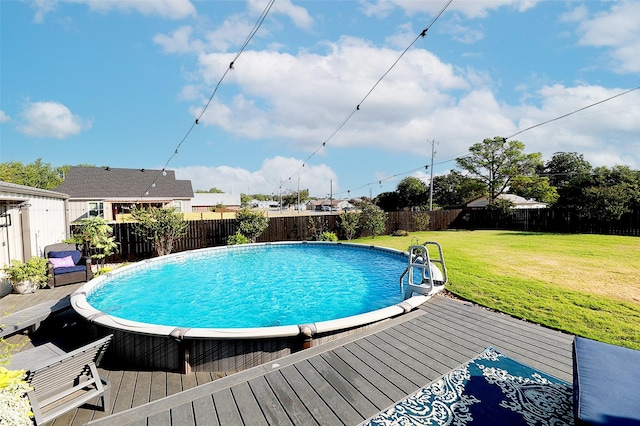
(0, 181, 70, 296)
(307, 199, 355, 212)
(51, 166, 194, 222)
(191, 193, 241, 212)
(466, 194, 548, 209)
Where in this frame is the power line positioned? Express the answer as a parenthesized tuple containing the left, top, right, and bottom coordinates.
(430, 85, 640, 169)
(275, 0, 453, 195)
(332, 85, 640, 199)
(141, 0, 276, 197)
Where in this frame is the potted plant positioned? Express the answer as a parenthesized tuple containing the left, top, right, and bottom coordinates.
(2, 257, 48, 294)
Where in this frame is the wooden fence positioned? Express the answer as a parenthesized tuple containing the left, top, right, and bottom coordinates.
(85, 207, 638, 262)
(96, 210, 461, 262)
(453, 207, 640, 236)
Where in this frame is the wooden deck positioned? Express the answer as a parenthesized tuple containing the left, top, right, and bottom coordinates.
(1, 284, 574, 426)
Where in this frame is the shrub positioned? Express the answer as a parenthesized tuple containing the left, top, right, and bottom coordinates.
(227, 232, 249, 245)
(358, 201, 387, 238)
(392, 229, 409, 237)
(320, 231, 338, 242)
(414, 212, 431, 231)
(0, 367, 33, 426)
(2, 257, 48, 288)
(130, 207, 188, 256)
(338, 211, 360, 241)
(236, 209, 269, 243)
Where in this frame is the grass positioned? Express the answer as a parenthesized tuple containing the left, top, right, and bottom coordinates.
(350, 230, 640, 350)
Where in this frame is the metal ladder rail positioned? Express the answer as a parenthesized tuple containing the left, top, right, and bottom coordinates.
(400, 242, 447, 299)
(421, 241, 448, 286)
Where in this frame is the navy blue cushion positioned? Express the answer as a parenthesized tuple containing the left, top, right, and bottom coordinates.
(573, 337, 640, 425)
(48, 250, 81, 265)
(54, 265, 87, 275)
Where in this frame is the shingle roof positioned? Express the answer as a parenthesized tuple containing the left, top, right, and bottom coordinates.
(52, 166, 193, 199)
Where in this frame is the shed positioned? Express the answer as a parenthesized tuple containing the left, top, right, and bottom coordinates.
(0, 181, 69, 296)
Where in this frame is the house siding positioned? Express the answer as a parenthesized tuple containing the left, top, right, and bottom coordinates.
(0, 183, 68, 296)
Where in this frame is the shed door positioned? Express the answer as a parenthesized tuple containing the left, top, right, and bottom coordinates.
(0, 203, 25, 265)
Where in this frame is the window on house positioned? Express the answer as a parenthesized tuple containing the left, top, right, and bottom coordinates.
(172, 201, 182, 212)
(88, 201, 104, 217)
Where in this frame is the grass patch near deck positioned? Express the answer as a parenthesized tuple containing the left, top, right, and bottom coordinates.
(351, 230, 640, 350)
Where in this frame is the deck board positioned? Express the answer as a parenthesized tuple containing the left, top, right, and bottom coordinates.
(248, 376, 293, 426)
(3, 284, 575, 426)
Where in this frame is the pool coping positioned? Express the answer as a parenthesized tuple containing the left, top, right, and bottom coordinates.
(70, 241, 441, 340)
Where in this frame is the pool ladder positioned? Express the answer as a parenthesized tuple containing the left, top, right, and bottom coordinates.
(400, 241, 447, 299)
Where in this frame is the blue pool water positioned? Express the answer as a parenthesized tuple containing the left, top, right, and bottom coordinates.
(86, 243, 408, 329)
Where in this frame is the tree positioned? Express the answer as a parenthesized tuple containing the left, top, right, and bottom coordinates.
(235, 208, 269, 243)
(431, 171, 486, 208)
(509, 175, 559, 205)
(456, 137, 542, 202)
(130, 207, 189, 256)
(539, 152, 592, 188)
(358, 200, 387, 238)
(281, 189, 309, 208)
(374, 191, 401, 212)
(578, 165, 638, 220)
(71, 217, 119, 269)
(196, 187, 224, 193)
(396, 177, 428, 210)
(0, 158, 67, 189)
(338, 211, 360, 241)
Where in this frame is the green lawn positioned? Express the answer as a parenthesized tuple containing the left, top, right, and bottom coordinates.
(351, 230, 640, 350)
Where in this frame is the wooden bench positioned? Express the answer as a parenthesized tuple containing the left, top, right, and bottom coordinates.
(0, 297, 71, 339)
(12, 335, 113, 425)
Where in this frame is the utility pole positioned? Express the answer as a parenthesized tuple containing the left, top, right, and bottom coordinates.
(329, 179, 333, 210)
(429, 139, 437, 211)
(297, 171, 300, 213)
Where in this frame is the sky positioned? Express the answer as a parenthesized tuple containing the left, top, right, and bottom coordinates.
(1, 0, 639, 199)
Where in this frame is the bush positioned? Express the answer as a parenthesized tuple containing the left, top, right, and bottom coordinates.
(320, 231, 338, 242)
(227, 232, 249, 245)
(236, 209, 269, 243)
(0, 367, 33, 426)
(338, 211, 360, 241)
(392, 229, 409, 237)
(414, 212, 431, 231)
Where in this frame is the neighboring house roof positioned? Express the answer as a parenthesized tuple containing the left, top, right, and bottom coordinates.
(52, 166, 194, 200)
(192, 193, 241, 207)
(466, 194, 547, 209)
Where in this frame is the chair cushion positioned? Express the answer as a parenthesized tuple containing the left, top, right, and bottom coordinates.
(49, 256, 75, 268)
(48, 250, 81, 265)
(573, 336, 640, 425)
(53, 265, 87, 275)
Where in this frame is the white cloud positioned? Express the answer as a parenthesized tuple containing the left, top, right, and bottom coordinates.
(369, 0, 540, 19)
(574, 2, 640, 73)
(154, 26, 204, 54)
(510, 84, 640, 168)
(0, 111, 10, 123)
(18, 101, 92, 139)
(31, 0, 57, 23)
(175, 156, 337, 196)
(192, 38, 468, 156)
(32, 0, 196, 23)
(84, 0, 196, 19)
(254, 0, 314, 30)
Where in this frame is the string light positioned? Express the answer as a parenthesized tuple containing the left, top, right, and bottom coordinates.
(273, 0, 453, 197)
(140, 0, 276, 197)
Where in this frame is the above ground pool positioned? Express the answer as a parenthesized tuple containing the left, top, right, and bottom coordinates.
(71, 242, 441, 373)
